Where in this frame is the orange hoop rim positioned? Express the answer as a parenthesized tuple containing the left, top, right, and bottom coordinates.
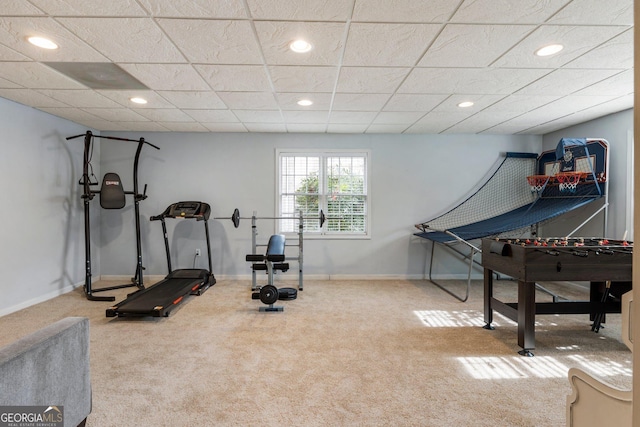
(555, 171, 588, 184)
(526, 175, 551, 185)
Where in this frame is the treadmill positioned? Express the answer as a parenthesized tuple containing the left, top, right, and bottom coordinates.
(106, 201, 216, 317)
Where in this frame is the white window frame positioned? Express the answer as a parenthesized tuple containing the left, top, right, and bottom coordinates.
(276, 149, 371, 239)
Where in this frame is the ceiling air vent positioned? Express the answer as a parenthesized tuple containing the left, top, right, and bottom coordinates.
(43, 62, 148, 90)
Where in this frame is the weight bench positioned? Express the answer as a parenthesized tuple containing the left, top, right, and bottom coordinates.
(246, 234, 297, 312)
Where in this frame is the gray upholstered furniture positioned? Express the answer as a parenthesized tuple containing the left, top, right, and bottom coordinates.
(0, 317, 91, 427)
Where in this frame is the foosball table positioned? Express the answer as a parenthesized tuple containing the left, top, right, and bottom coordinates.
(482, 237, 632, 356)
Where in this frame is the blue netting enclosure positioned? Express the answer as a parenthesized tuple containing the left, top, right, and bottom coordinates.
(414, 152, 539, 241)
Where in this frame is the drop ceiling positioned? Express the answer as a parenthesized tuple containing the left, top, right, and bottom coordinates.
(0, 0, 633, 134)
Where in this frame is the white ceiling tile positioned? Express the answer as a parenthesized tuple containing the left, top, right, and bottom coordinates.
(0, 44, 29, 61)
(137, 0, 246, 18)
(0, 89, 70, 107)
(111, 121, 170, 131)
(383, 94, 448, 112)
(493, 25, 629, 68)
(157, 91, 226, 109)
(157, 19, 261, 64)
(399, 68, 550, 94)
(332, 93, 391, 111)
(29, 0, 147, 16)
(327, 124, 369, 133)
(184, 109, 239, 122)
(158, 122, 209, 132)
(337, 67, 409, 93)
(277, 92, 333, 110)
(119, 64, 210, 91)
(446, 111, 523, 133)
(343, 23, 440, 66)
(547, 0, 633, 25)
(247, 0, 353, 20)
(282, 110, 329, 124)
(572, 70, 633, 96)
(37, 89, 123, 108)
(233, 110, 283, 123)
(80, 108, 149, 122)
(405, 111, 468, 133)
(366, 124, 411, 133)
(255, 21, 345, 66)
(328, 111, 376, 124)
(431, 94, 507, 112)
(0, 76, 25, 89)
(451, 0, 569, 23)
(74, 120, 127, 131)
(286, 124, 326, 133)
(418, 24, 536, 67)
(372, 111, 424, 125)
(57, 18, 184, 62)
(0, 0, 632, 135)
(0, 62, 85, 89)
(4, 0, 45, 15)
(481, 94, 562, 114)
(516, 68, 622, 95)
(133, 108, 196, 122)
(38, 107, 103, 122)
(270, 66, 337, 92)
(195, 65, 271, 91)
(244, 123, 287, 132)
(0, 17, 109, 62)
(217, 92, 279, 110)
(98, 90, 177, 108)
(352, 0, 458, 22)
(202, 123, 247, 132)
(564, 28, 633, 69)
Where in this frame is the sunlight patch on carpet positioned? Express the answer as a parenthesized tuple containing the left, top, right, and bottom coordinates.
(458, 356, 569, 379)
(566, 354, 632, 377)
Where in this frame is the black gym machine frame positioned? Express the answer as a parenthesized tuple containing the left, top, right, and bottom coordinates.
(218, 208, 326, 292)
(67, 130, 159, 301)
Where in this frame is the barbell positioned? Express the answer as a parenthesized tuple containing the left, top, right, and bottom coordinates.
(219, 208, 326, 229)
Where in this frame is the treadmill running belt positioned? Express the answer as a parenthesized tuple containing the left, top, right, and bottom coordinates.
(106, 277, 203, 317)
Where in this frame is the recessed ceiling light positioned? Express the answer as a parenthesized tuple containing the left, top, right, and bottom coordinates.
(130, 97, 148, 105)
(458, 101, 474, 108)
(297, 99, 313, 106)
(535, 44, 564, 57)
(289, 39, 313, 53)
(27, 36, 58, 50)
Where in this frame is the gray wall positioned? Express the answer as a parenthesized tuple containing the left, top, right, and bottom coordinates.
(98, 132, 541, 281)
(0, 97, 89, 315)
(0, 91, 632, 315)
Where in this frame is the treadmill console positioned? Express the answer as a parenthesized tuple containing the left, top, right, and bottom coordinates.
(155, 201, 211, 220)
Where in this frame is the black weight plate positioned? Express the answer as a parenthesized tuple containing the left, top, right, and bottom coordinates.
(277, 287, 297, 301)
(259, 284, 279, 305)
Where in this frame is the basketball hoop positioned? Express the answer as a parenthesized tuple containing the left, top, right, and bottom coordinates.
(526, 175, 550, 193)
(555, 172, 587, 193)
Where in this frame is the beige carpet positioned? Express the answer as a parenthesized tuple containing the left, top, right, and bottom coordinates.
(0, 278, 632, 427)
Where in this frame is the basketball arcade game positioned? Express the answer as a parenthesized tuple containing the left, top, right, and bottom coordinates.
(414, 138, 609, 302)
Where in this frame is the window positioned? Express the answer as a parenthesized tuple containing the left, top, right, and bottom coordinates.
(277, 150, 370, 238)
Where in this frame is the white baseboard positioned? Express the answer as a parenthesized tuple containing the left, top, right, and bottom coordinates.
(0, 282, 82, 317)
(101, 273, 435, 282)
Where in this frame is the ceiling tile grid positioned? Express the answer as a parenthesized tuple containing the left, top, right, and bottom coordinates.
(0, 0, 633, 134)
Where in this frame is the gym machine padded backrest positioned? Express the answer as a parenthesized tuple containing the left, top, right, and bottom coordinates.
(99, 172, 126, 209)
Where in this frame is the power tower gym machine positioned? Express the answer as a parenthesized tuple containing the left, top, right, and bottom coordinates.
(106, 201, 216, 317)
(67, 130, 159, 301)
